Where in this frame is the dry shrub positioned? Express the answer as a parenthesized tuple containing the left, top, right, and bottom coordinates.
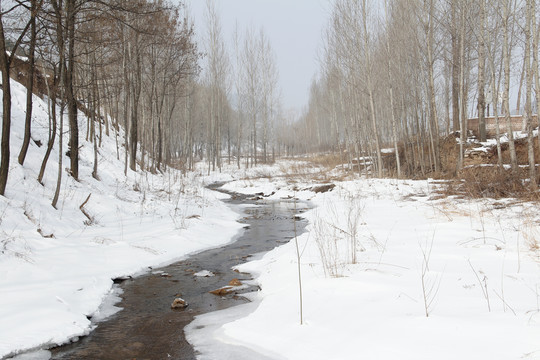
(308, 153, 345, 169)
(439, 133, 461, 174)
(381, 150, 401, 177)
(458, 136, 540, 167)
(278, 161, 311, 182)
(280, 153, 352, 183)
(445, 165, 540, 200)
(384, 133, 467, 179)
(252, 169, 274, 179)
(521, 212, 540, 254)
(501, 137, 540, 165)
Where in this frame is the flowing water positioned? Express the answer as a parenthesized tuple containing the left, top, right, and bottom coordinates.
(49, 186, 308, 360)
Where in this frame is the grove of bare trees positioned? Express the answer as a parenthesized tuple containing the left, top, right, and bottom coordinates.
(2, 0, 539, 201)
(0, 0, 288, 203)
(200, 0, 281, 173)
(300, 0, 540, 186)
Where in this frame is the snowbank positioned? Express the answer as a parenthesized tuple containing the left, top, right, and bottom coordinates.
(187, 173, 540, 360)
(0, 79, 243, 358)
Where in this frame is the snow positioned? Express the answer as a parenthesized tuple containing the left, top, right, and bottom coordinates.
(194, 270, 215, 277)
(89, 285, 123, 322)
(9, 350, 51, 360)
(476, 128, 539, 147)
(186, 171, 540, 360)
(1, 74, 540, 359)
(0, 78, 243, 358)
(5, 51, 29, 62)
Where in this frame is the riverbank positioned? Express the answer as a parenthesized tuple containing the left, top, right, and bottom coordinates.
(0, 79, 247, 359)
(1, 175, 244, 359)
(49, 188, 307, 359)
(187, 169, 540, 360)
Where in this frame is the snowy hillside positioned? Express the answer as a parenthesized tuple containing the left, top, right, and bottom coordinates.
(0, 78, 243, 358)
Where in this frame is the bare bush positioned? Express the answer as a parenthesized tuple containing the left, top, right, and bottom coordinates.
(444, 166, 540, 200)
(313, 194, 367, 277)
(344, 194, 365, 264)
(313, 214, 345, 278)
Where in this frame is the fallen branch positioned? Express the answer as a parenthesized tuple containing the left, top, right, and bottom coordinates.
(80, 193, 93, 224)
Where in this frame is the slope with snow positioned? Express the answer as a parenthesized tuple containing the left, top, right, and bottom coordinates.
(0, 78, 244, 358)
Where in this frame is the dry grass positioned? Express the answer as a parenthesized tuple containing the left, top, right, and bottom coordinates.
(521, 211, 540, 255)
(308, 153, 346, 169)
(275, 154, 352, 184)
(278, 161, 315, 177)
(430, 198, 473, 219)
(241, 143, 540, 202)
(500, 137, 540, 165)
(442, 165, 540, 201)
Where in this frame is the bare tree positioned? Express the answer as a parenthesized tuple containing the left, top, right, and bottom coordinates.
(204, 0, 230, 172)
(18, 0, 42, 166)
(477, 0, 487, 142)
(385, 0, 401, 178)
(0, 1, 33, 196)
(502, 0, 518, 172)
(524, 0, 536, 188)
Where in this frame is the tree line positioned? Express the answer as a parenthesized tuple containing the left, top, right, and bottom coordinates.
(300, 0, 540, 187)
(199, 0, 283, 174)
(0, 0, 287, 202)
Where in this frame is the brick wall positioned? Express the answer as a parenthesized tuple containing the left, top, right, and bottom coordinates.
(467, 115, 538, 136)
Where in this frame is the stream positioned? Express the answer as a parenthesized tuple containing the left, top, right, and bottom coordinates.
(48, 185, 308, 360)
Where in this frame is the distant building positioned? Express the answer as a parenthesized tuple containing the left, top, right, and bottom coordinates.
(467, 115, 538, 137)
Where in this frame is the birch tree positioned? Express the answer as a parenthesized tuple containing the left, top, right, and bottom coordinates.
(502, 0, 518, 172)
(524, 0, 536, 188)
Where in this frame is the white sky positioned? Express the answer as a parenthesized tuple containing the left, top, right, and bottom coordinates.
(187, 0, 331, 112)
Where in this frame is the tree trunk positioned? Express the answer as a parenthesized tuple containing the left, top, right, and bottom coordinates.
(533, 0, 540, 161)
(66, 0, 79, 180)
(0, 18, 11, 196)
(503, 1, 518, 172)
(516, 55, 526, 123)
(38, 67, 58, 185)
(129, 32, 142, 172)
(525, 0, 536, 188)
(477, 0, 487, 142)
(91, 54, 99, 180)
(362, 0, 383, 177)
(426, 0, 440, 172)
(18, 0, 38, 166)
(451, 2, 460, 132)
(122, 36, 130, 175)
(52, 101, 64, 209)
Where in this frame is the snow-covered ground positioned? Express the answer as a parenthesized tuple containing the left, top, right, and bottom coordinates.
(0, 79, 244, 359)
(187, 171, 540, 360)
(2, 75, 540, 359)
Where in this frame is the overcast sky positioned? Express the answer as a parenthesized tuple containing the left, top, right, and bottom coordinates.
(187, 0, 331, 113)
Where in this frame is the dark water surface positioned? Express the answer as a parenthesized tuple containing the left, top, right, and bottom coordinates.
(50, 186, 308, 360)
